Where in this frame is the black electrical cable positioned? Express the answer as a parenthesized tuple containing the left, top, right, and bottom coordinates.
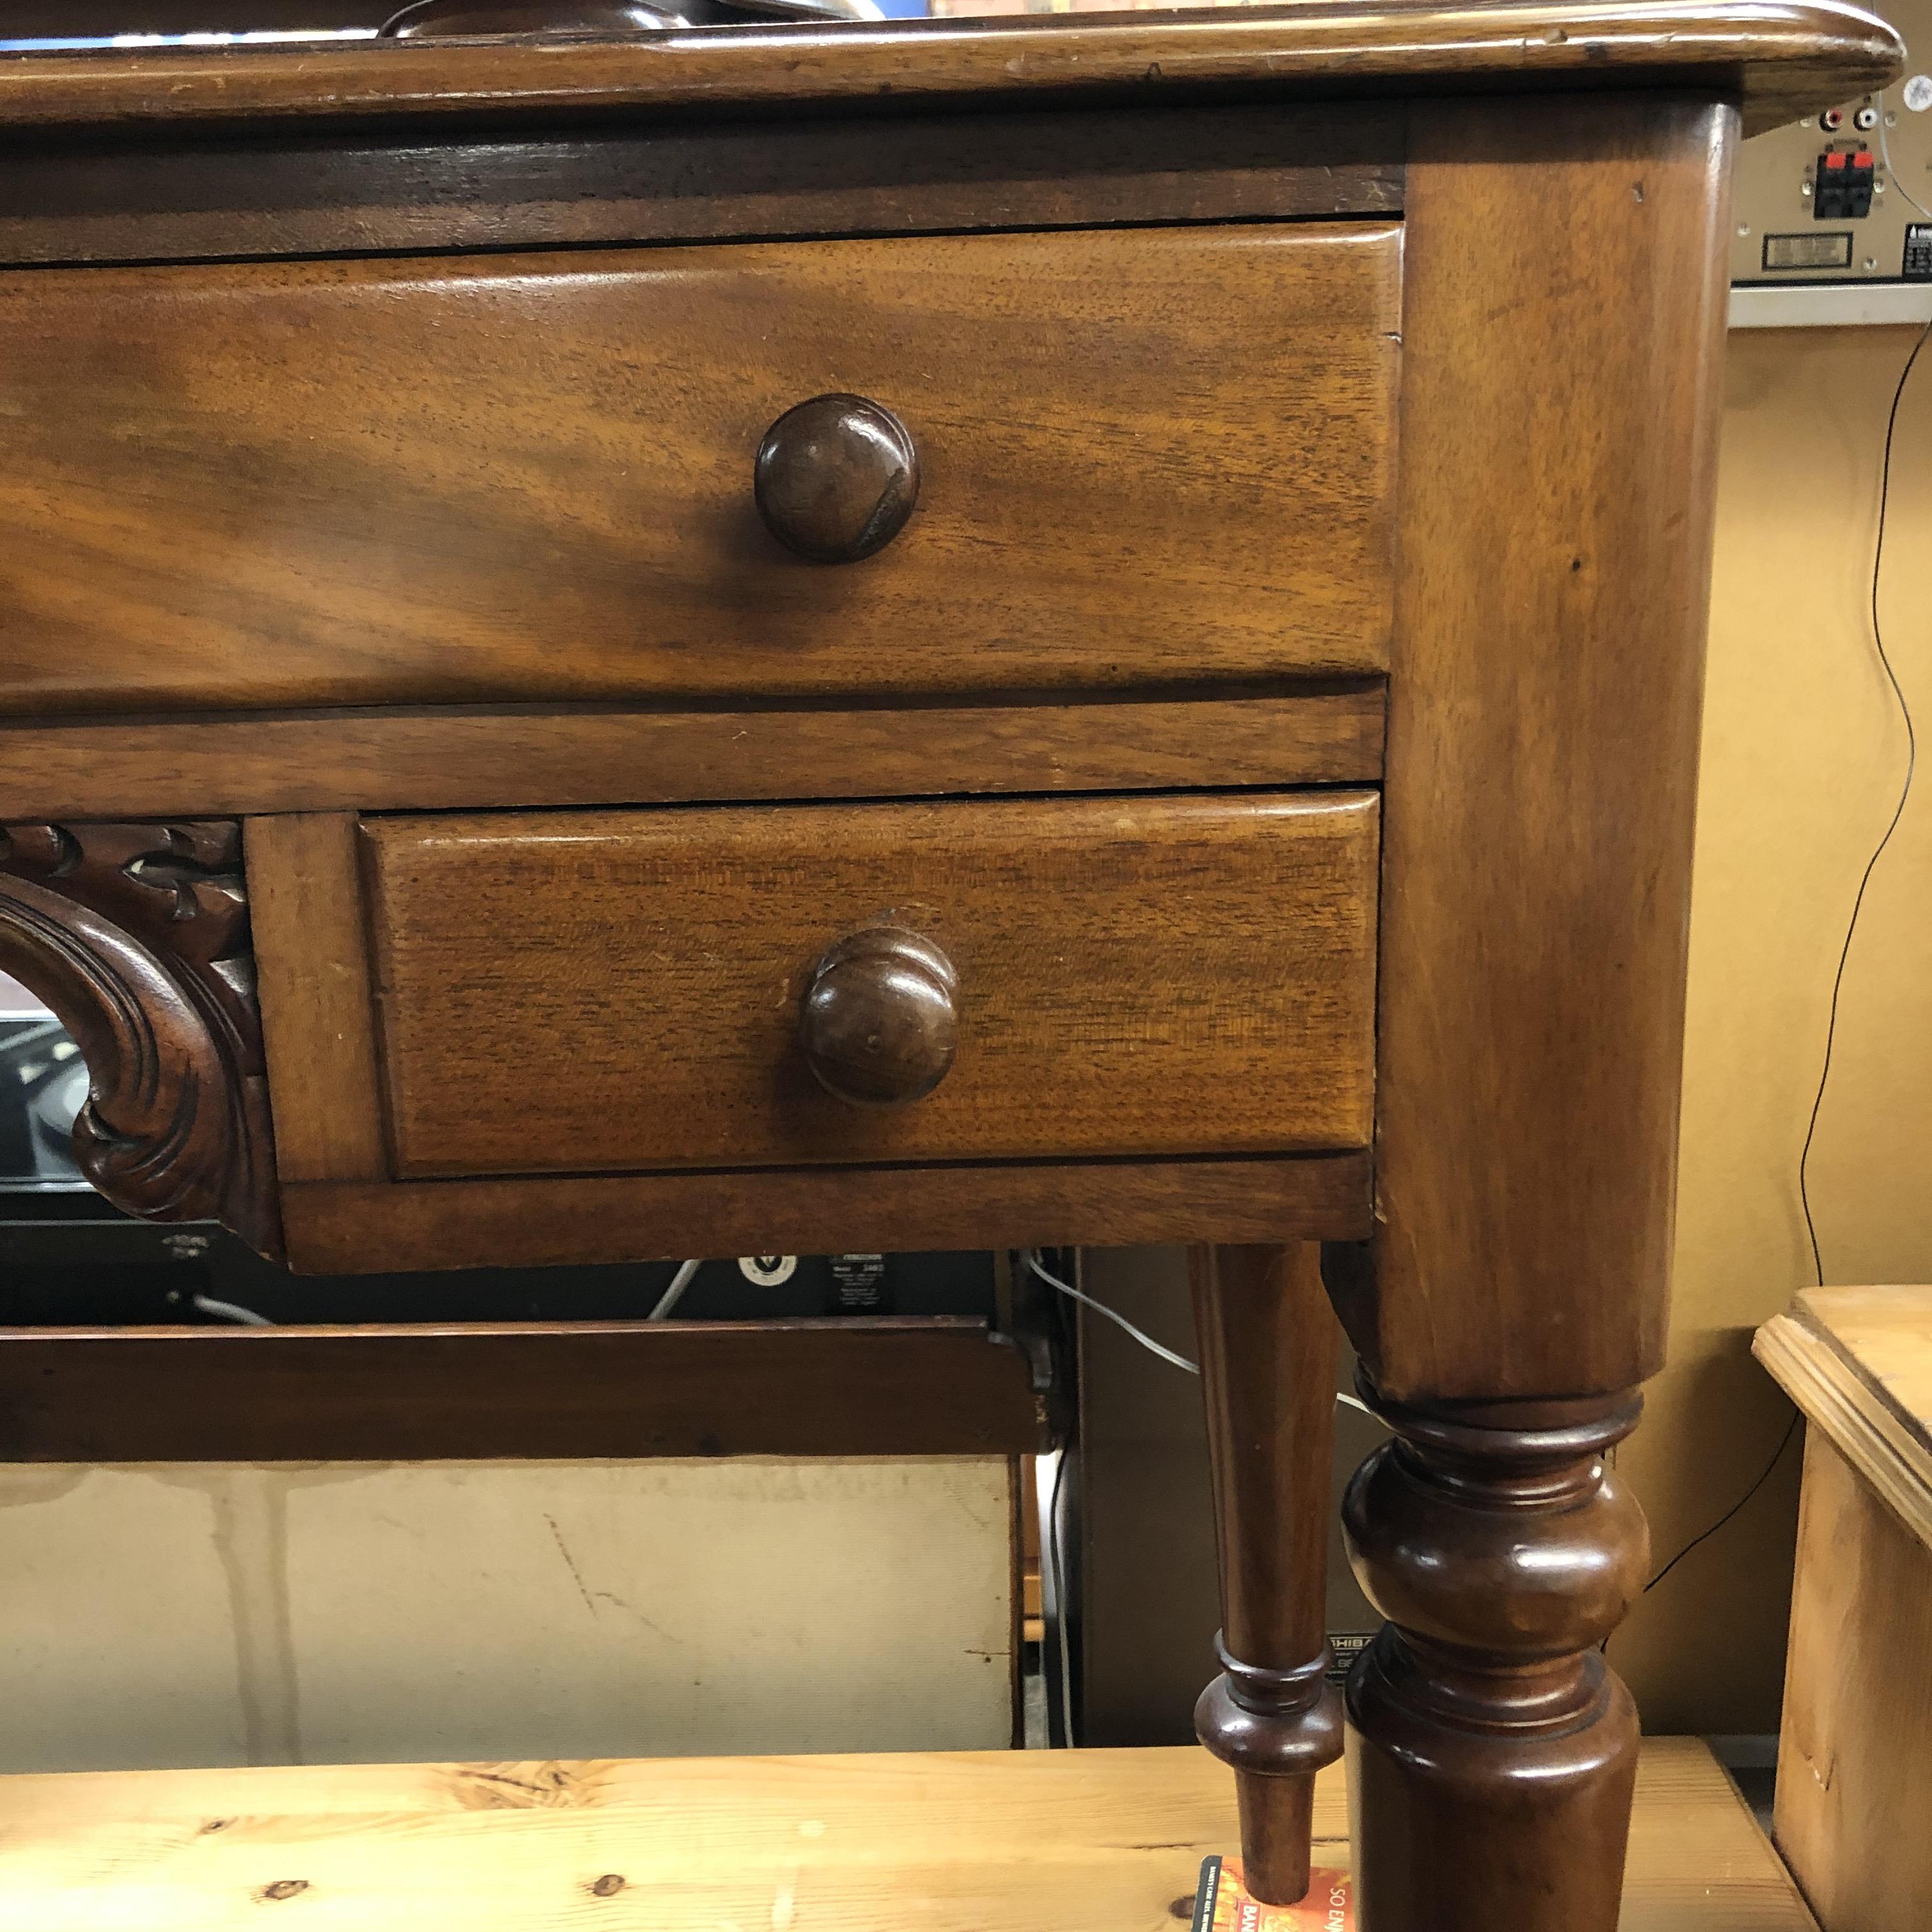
(1641, 1412, 1800, 1600)
(1632, 317, 1928, 1616)
(1796, 315, 1927, 1291)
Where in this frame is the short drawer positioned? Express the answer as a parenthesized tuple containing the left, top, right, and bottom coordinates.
(0, 223, 1399, 716)
(360, 791, 1379, 1180)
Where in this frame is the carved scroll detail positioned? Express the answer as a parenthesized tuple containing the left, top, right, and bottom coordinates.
(0, 821, 280, 1258)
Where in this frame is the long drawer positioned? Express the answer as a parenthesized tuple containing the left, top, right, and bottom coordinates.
(357, 791, 1379, 1181)
(0, 224, 1400, 716)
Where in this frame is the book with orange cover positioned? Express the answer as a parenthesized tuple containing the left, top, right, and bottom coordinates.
(1192, 1856, 1354, 1932)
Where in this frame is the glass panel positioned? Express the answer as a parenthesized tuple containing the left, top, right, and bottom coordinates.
(0, 993, 89, 1191)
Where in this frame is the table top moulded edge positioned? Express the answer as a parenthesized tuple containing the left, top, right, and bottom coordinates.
(0, 1, 1903, 140)
(1755, 1285, 1932, 1549)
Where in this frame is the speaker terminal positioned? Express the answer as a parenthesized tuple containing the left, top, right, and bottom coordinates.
(1811, 144, 1879, 218)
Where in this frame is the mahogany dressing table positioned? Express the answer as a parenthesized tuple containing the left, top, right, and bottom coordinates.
(0, 4, 1900, 1926)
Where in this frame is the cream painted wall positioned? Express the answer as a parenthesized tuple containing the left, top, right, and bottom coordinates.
(1611, 324, 1932, 1733)
(0, 1457, 1016, 1773)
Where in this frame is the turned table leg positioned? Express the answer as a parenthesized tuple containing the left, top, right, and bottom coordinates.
(1340, 1382, 1650, 1931)
(1321, 94, 1730, 1931)
(1189, 1242, 1346, 1905)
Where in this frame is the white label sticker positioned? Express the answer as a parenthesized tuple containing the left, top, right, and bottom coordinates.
(739, 1254, 799, 1287)
(1904, 73, 1932, 112)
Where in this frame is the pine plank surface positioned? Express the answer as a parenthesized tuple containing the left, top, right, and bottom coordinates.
(1774, 1430, 1932, 1932)
(1758, 1287, 1932, 1927)
(0, 1740, 1816, 1931)
(1793, 1285, 1932, 1444)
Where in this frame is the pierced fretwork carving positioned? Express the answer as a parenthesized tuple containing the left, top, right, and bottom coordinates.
(0, 820, 280, 1258)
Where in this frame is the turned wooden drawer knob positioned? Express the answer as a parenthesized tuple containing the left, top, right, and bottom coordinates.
(799, 926, 958, 1108)
(755, 395, 919, 564)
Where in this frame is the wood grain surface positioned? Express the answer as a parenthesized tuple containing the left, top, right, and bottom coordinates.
(246, 813, 388, 1186)
(360, 792, 1378, 1177)
(0, 1739, 1823, 1932)
(0, 1318, 1046, 1462)
(1774, 1427, 1932, 1932)
(0, 691, 1385, 822)
(1754, 1284, 1932, 1547)
(0, 226, 1399, 718)
(0, 4, 1898, 137)
(1786, 1283, 1932, 1445)
(0, 103, 1402, 268)
(279, 1154, 1372, 1274)
(1324, 96, 1735, 1405)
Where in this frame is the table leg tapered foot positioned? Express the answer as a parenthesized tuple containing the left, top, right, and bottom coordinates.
(1190, 1243, 1346, 1906)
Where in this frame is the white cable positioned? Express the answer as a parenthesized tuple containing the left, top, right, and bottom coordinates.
(647, 1258, 703, 1321)
(191, 1294, 272, 1327)
(1023, 1257, 1380, 1746)
(1878, 93, 1932, 219)
(1022, 1248, 1378, 1415)
(1052, 1453, 1075, 1747)
(1038, 1448, 1075, 1748)
(1023, 1248, 1200, 1374)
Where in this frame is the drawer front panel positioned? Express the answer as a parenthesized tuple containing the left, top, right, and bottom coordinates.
(0, 224, 1399, 716)
(362, 792, 1379, 1179)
